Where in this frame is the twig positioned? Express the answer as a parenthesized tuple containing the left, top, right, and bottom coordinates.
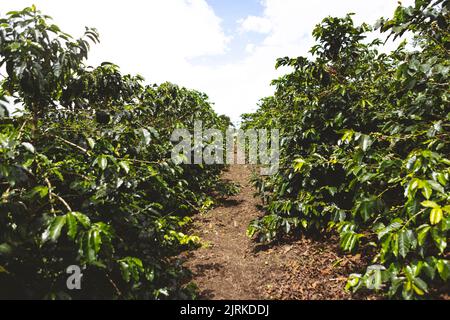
(51, 192, 72, 212)
(401, 209, 426, 230)
(107, 274, 122, 297)
(17, 120, 28, 140)
(50, 134, 89, 154)
(116, 157, 161, 165)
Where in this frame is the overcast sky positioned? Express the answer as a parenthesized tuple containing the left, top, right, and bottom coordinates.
(1, 0, 413, 123)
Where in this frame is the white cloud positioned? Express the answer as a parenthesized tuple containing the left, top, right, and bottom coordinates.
(221, 0, 415, 123)
(0, 0, 231, 91)
(238, 16, 272, 34)
(1, 0, 415, 124)
(245, 43, 255, 54)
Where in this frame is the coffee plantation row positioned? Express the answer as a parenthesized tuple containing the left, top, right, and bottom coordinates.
(0, 6, 233, 299)
(243, 0, 449, 299)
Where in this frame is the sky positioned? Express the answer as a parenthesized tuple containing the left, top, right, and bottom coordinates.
(1, 0, 414, 124)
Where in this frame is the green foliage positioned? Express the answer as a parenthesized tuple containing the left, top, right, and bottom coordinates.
(243, 0, 449, 299)
(0, 7, 228, 299)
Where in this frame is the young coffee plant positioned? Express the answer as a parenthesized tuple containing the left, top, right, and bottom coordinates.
(0, 6, 229, 299)
(244, 0, 449, 299)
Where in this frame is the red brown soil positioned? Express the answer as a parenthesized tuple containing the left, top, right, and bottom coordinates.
(181, 164, 374, 300)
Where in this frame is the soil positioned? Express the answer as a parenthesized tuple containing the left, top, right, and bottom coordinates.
(180, 164, 376, 300)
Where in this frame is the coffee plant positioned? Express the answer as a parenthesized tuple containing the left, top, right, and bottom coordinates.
(0, 6, 229, 299)
(243, 0, 449, 299)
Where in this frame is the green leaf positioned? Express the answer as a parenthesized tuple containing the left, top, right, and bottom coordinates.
(421, 181, 432, 199)
(86, 137, 95, 149)
(398, 230, 413, 258)
(66, 212, 78, 240)
(377, 220, 402, 239)
(358, 198, 377, 222)
(360, 135, 372, 151)
(29, 185, 49, 198)
(421, 200, 439, 208)
(43, 216, 67, 243)
(412, 277, 428, 295)
(345, 274, 361, 291)
(90, 229, 101, 254)
(0, 243, 13, 255)
(436, 173, 447, 186)
(422, 261, 436, 280)
(431, 228, 447, 253)
(72, 211, 90, 228)
(301, 219, 308, 229)
(96, 155, 108, 171)
(430, 207, 443, 225)
(402, 281, 413, 300)
(417, 224, 430, 245)
(84, 231, 97, 263)
(427, 180, 445, 195)
(436, 260, 450, 281)
(341, 130, 354, 144)
(392, 233, 399, 257)
(119, 161, 130, 174)
(340, 231, 360, 252)
(293, 158, 306, 172)
(119, 261, 131, 283)
(21, 142, 35, 153)
(119, 257, 144, 283)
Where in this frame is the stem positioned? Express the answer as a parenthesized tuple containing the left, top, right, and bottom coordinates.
(50, 134, 90, 154)
(51, 192, 72, 212)
(401, 209, 426, 230)
(106, 274, 122, 297)
(44, 178, 56, 215)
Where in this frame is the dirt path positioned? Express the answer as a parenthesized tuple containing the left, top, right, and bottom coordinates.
(182, 164, 370, 300)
